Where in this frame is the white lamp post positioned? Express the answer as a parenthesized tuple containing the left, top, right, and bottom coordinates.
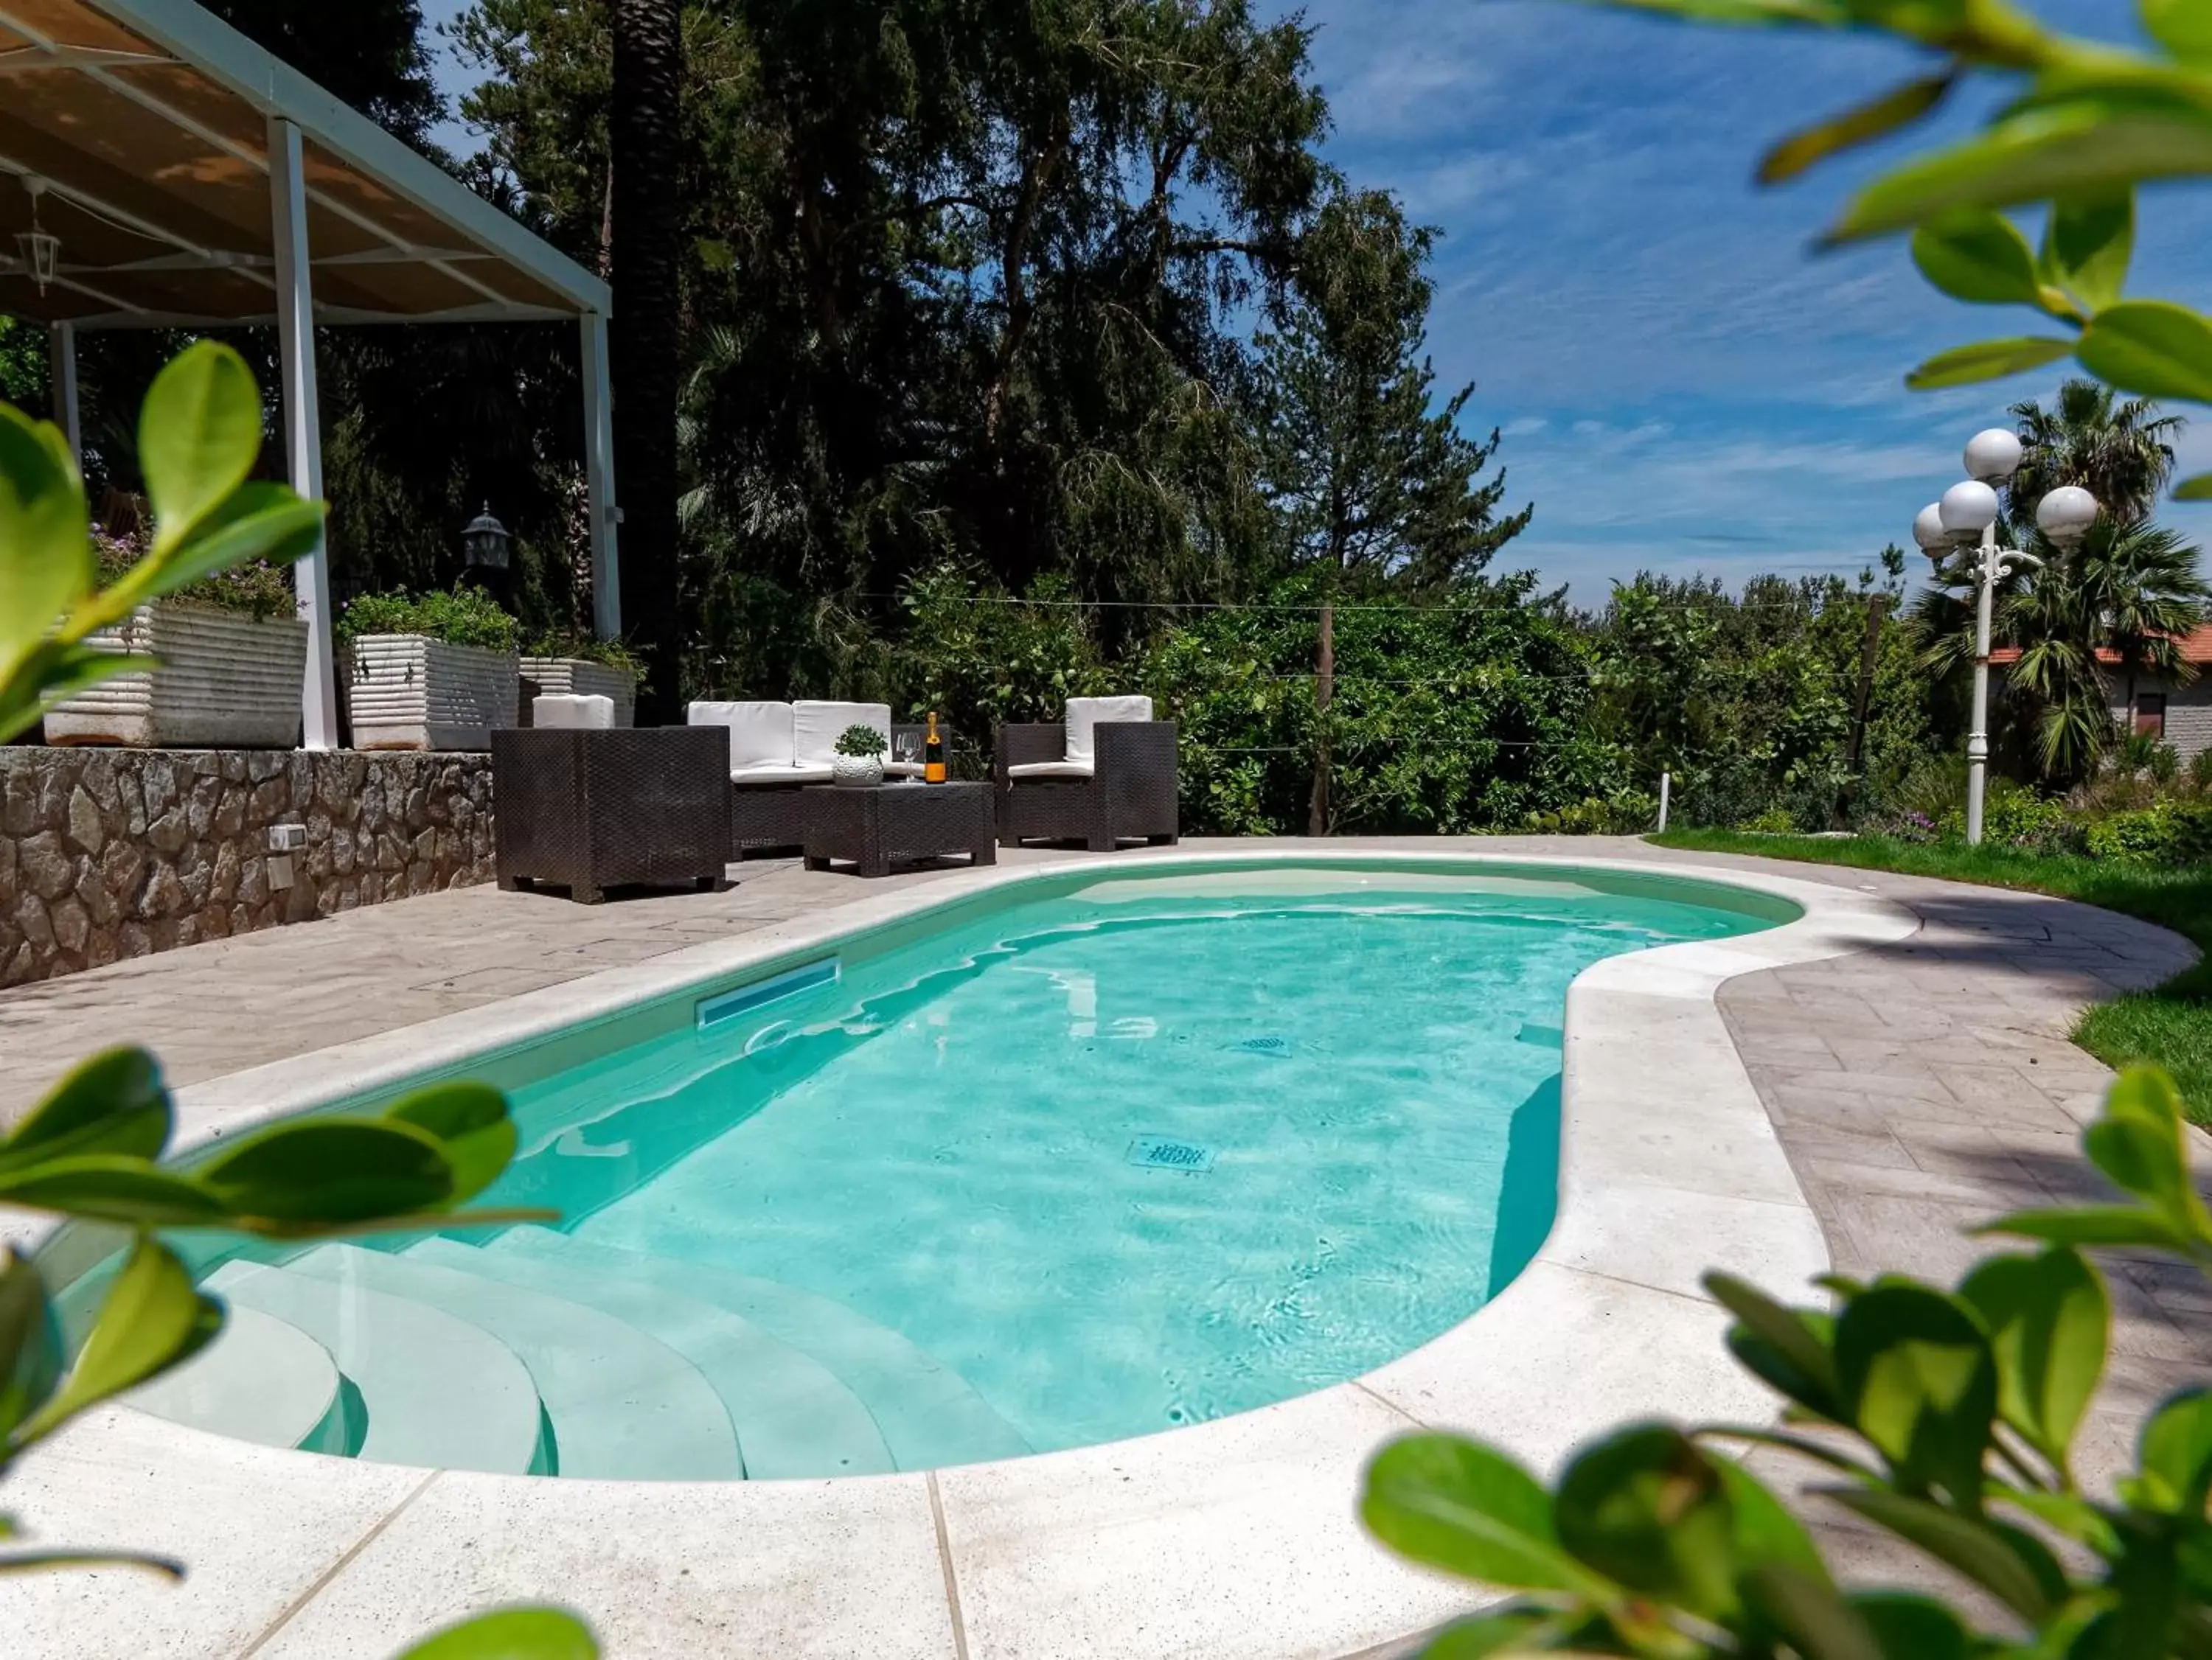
(1913, 429, 2098, 845)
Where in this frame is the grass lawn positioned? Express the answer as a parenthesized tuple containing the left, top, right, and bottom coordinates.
(1649, 829, 2212, 1127)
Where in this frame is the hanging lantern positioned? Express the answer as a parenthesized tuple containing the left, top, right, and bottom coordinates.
(15, 177, 59, 296)
(462, 504, 512, 573)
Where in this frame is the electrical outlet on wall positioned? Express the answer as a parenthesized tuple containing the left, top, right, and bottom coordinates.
(268, 823, 307, 854)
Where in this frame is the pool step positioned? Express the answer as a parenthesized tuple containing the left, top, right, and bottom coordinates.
(125, 1304, 350, 1455)
(411, 1238, 894, 1479)
(289, 1244, 740, 1481)
(490, 1228, 1031, 1471)
(206, 1258, 546, 1475)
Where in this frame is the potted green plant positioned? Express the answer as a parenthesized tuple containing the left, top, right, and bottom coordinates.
(519, 631, 642, 728)
(832, 722, 887, 786)
(338, 587, 520, 751)
(44, 535, 310, 748)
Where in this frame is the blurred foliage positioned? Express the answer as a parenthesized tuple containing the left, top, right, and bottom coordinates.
(1569, 0, 2212, 504)
(1363, 1064, 2212, 1659)
(0, 351, 589, 1655)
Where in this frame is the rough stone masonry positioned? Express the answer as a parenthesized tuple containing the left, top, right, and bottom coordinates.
(0, 747, 495, 987)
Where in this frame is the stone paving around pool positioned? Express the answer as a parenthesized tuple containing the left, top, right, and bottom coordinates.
(1, 834, 2205, 1659)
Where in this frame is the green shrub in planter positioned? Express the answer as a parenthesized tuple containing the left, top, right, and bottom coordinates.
(338, 585, 518, 652)
(523, 629, 644, 680)
(835, 722, 887, 758)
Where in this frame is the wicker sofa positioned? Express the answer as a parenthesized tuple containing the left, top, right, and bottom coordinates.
(687, 700, 931, 857)
(995, 695, 1179, 851)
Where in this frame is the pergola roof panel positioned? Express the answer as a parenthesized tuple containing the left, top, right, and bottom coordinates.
(0, 0, 607, 328)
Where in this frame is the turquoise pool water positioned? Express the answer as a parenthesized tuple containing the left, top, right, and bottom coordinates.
(112, 863, 1784, 1480)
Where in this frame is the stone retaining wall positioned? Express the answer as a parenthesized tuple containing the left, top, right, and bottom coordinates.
(0, 748, 495, 987)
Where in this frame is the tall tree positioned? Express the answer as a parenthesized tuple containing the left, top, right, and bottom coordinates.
(607, 0, 685, 716)
(1251, 192, 1530, 587)
(2007, 380, 2183, 528)
(209, 0, 445, 150)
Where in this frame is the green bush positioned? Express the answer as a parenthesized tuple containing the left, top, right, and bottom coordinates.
(2084, 800, 2212, 867)
(522, 627, 644, 679)
(1522, 792, 1659, 835)
(338, 585, 519, 652)
(894, 565, 1111, 747)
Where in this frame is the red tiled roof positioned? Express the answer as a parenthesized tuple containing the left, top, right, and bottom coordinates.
(1988, 624, 2212, 668)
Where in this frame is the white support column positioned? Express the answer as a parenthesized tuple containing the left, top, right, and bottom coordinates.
(47, 321, 80, 458)
(268, 116, 338, 751)
(580, 311, 621, 638)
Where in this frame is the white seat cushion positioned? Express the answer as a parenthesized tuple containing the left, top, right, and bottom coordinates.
(533, 694, 613, 730)
(793, 701, 891, 768)
(1006, 760, 1096, 780)
(689, 701, 795, 770)
(1065, 695, 1154, 768)
(730, 762, 834, 786)
(883, 760, 927, 778)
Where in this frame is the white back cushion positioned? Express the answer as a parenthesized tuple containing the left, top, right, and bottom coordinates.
(793, 701, 890, 767)
(689, 701, 794, 770)
(534, 694, 614, 730)
(1065, 694, 1153, 767)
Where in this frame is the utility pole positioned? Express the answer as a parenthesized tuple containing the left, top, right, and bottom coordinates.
(1307, 603, 1334, 837)
(1834, 593, 1887, 830)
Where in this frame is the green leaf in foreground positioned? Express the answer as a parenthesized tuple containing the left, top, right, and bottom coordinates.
(1905, 337, 2073, 389)
(139, 341, 264, 555)
(193, 1118, 455, 1225)
(1957, 1247, 2107, 1468)
(137, 484, 322, 604)
(1758, 73, 1953, 185)
(1832, 105, 2212, 241)
(1360, 1434, 1596, 1591)
(15, 1239, 220, 1445)
(1823, 1489, 2064, 1619)
(1910, 209, 2043, 305)
(0, 1546, 185, 1578)
(2076, 301, 2212, 405)
(0, 1157, 227, 1230)
(0, 1251, 60, 1446)
(1554, 1425, 1737, 1616)
(2039, 191, 2133, 311)
(0, 1047, 171, 1173)
(0, 641, 156, 749)
(0, 402, 91, 672)
(384, 1083, 516, 1207)
(2143, 0, 2212, 64)
(392, 1606, 599, 1660)
(2173, 470, 2212, 501)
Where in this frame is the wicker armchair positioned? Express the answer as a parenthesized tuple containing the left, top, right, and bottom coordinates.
(493, 726, 729, 904)
(995, 705, 1179, 851)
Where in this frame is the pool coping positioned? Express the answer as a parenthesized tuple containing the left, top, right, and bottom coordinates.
(7, 849, 1921, 1660)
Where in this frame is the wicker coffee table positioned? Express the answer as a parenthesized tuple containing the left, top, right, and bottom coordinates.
(800, 781, 996, 878)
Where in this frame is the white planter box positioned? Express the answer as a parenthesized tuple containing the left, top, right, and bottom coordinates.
(45, 603, 307, 748)
(345, 635, 519, 752)
(518, 656, 637, 728)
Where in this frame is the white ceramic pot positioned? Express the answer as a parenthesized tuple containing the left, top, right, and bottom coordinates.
(831, 753, 885, 787)
(517, 656, 637, 728)
(344, 635, 520, 752)
(44, 602, 308, 748)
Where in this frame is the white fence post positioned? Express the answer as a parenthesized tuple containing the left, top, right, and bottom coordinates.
(1657, 770, 1671, 833)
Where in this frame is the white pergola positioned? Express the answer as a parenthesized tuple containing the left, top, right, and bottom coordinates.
(0, 0, 619, 750)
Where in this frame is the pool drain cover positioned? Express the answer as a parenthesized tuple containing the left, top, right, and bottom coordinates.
(1235, 1035, 1290, 1057)
(1127, 1136, 1216, 1173)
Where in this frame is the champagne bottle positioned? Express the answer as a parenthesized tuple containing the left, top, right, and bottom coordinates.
(924, 710, 947, 783)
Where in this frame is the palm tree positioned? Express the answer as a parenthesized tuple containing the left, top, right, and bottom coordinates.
(609, 0, 684, 719)
(2006, 379, 2183, 526)
(1913, 519, 2210, 781)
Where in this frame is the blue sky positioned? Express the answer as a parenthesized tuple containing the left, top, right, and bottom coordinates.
(422, 0, 2212, 599)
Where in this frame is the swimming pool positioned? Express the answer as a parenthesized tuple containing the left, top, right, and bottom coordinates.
(88, 860, 1792, 1482)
